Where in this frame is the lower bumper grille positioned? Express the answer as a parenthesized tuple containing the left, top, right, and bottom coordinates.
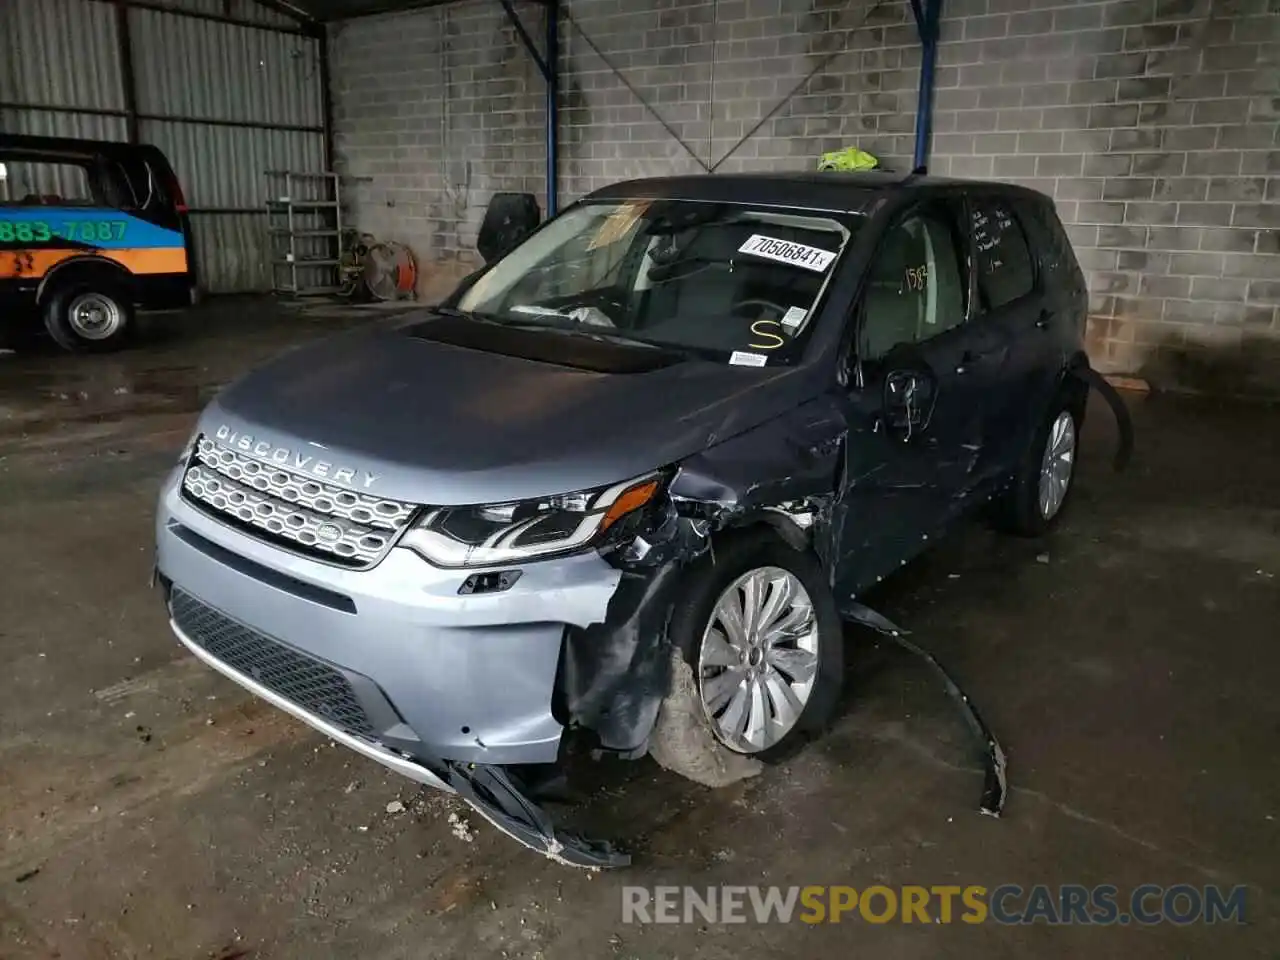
(170, 588, 375, 739)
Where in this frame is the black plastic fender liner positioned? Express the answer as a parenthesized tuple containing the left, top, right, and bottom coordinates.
(842, 601, 1008, 818)
(443, 762, 631, 869)
(558, 560, 685, 754)
(1073, 364, 1134, 473)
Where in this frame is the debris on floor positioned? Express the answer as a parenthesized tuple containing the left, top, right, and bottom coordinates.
(843, 601, 1008, 818)
(443, 764, 629, 869)
(448, 811, 475, 843)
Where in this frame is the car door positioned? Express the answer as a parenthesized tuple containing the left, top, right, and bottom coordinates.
(963, 191, 1050, 480)
(831, 197, 996, 597)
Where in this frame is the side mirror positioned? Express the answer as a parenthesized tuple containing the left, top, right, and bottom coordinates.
(883, 366, 936, 439)
(477, 192, 541, 265)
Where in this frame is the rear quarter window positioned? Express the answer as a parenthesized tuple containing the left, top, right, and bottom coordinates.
(1028, 198, 1078, 276)
(970, 197, 1035, 310)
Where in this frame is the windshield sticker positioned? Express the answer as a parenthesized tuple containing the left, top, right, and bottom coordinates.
(749, 319, 786, 350)
(729, 350, 768, 367)
(737, 234, 837, 273)
(781, 305, 807, 331)
(587, 200, 651, 251)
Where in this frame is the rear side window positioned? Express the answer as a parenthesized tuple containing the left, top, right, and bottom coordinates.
(1026, 198, 1077, 275)
(970, 197, 1035, 310)
(0, 158, 94, 206)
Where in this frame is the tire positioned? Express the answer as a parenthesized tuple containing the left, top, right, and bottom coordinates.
(665, 528, 844, 766)
(42, 280, 136, 353)
(991, 393, 1081, 537)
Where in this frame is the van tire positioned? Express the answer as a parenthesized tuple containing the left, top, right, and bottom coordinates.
(43, 281, 135, 353)
(652, 529, 843, 779)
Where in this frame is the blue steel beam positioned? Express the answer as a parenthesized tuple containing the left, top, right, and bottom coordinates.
(545, 1, 559, 215)
(910, 0, 943, 172)
(497, 0, 559, 216)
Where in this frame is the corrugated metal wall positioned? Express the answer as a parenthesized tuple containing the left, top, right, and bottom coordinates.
(140, 0, 300, 29)
(0, 0, 128, 146)
(0, 0, 325, 294)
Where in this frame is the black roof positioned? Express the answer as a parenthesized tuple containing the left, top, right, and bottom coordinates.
(0, 133, 158, 159)
(585, 170, 1048, 214)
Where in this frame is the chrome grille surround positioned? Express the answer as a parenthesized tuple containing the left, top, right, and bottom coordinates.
(182, 435, 417, 567)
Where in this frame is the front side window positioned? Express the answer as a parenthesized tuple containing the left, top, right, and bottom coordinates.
(858, 206, 967, 362)
(970, 197, 1035, 310)
(0, 157, 94, 207)
(457, 199, 858, 364)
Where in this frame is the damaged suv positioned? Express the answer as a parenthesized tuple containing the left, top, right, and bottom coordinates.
(155, 172, 1116, 866)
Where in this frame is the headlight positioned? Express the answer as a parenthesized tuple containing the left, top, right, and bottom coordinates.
(400, 473, 663, 568)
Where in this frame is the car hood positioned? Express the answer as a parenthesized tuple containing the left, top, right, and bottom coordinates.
(197, 314, 823, 506)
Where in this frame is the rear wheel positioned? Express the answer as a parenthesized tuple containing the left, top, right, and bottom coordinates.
(992, 397, 1080, 536)
(43, 281, 135, 353)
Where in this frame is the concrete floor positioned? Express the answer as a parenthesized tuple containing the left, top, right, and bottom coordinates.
(1, 299, 1277, 960)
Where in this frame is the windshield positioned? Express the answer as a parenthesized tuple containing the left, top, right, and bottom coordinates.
(456, 199, 858, 365)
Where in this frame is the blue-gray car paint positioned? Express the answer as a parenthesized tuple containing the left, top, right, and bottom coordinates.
(157, 172, 1120, 866)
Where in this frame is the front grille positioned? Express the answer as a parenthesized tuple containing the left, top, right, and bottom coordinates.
(181, 435, 416, 568)
(171, 588, 375, 738)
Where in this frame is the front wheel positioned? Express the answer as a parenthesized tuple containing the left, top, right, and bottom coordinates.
(43, 282, 136, 353)
(664, 530, 844, 768)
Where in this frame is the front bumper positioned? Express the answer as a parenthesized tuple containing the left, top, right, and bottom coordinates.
(170, 613, 454, 792)
(155, 467, 623, 768)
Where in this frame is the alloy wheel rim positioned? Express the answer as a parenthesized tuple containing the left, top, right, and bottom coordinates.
(696, 566, 820, 754)
(1038, 411, 1076, 520)
(68, 293, 123, 340)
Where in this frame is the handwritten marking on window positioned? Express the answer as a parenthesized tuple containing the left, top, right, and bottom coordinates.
(749, 318, 786, 350)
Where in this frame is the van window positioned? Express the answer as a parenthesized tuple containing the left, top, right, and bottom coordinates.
(858, 205, 968, 362)
(970, 198, 1034, 310)
(0, 159, 94, 207)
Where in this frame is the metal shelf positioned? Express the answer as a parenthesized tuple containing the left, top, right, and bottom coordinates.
(265, 169, 340, 179)
(267, 199, 339, 208)
(266, 170, 345, 297)
(268, 227, 340, 237)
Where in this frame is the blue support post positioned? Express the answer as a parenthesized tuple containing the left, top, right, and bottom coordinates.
(545, 0, 558, 216)
(910, 0, 943, 173)
(497, 0, 558, 217)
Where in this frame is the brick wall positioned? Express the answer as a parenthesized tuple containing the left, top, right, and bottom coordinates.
(329, 2, 551, 297)
(329, 0, 1280, 391)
